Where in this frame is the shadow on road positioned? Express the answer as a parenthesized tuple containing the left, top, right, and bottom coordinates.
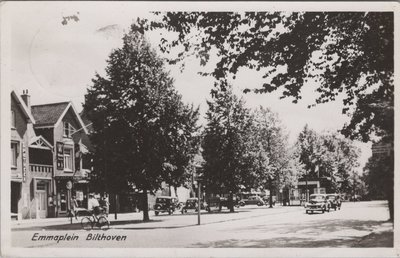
(195, 218, 394, 248)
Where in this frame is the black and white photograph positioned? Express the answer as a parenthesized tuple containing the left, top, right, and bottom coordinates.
(1, 1, 398, 257)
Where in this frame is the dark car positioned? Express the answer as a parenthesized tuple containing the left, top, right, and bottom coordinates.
(154, 196, 178, 215)
(262, 196, 276, 206)
(181, 198, 208, 214)
(206, 196, 240, 212)
(239, 196, 265, 206)
(304, 194, 331, 214)
(326, 194, 342, 210)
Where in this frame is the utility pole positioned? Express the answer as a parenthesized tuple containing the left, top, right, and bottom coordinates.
(198, 181, 201, 225)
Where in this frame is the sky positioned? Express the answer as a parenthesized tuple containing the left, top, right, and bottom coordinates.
(3, 2, 372, 173)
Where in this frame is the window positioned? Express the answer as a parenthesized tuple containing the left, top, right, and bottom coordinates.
(63, 122, 76, 138)
(11, 110, 16, 129)
(63, 148, 73, 171)
(63, 122, 70, 137)
(11, 142, 19, 168)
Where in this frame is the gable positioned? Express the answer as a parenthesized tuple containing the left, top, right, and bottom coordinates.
(11, 91, 35, 123)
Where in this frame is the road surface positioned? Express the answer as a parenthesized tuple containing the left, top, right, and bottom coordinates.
(11, 200, 392, 248)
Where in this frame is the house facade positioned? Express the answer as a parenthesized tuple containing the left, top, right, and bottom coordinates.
(31, 100, 90, 217)
(10, 91, 36, 220)
(10, 90, 92, 219)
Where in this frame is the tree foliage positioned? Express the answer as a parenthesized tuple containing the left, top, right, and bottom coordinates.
(84, 30, 200, 221)
(250, 107, 292, 206)
(295, 125, 360, 193)
(363, 151, 394, 220)
(202, 85, 254, 211)
(137, 12, 393, 142)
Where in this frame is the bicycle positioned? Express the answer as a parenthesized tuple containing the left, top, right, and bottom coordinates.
(81, 208, 110, 230)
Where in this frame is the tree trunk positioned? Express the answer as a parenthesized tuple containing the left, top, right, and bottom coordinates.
(269, 179, 273, 208)
(229, 192, 234, 212)
(142, 189, 149, 221)
(174, 186, 178, 199)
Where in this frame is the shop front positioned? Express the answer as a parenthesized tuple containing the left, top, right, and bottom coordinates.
(55, 177, 74, 217)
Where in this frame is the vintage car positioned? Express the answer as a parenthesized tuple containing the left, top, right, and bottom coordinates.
(326, 194, 342, 210)
(262, 196, 276, 206)
(206, 196, 240, 212)
(181, 198, 208, 214)
(239, 195, 265, 206)
(154, 196, 179, 215)
(304, 194, 331, 214)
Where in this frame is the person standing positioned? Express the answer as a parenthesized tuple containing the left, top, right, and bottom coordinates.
(100, 195, 110, 217)
(70, 196, 79, 220)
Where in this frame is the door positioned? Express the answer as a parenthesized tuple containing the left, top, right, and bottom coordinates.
(11, 182, 21, 214)
(36, 181, 48, 218)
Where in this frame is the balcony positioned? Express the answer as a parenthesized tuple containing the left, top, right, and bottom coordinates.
(30, 164, 53, 173)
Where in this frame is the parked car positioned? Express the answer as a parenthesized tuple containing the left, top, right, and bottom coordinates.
(262, 196, 276, 206)
(154, 196, 179, 215)
(239, 196, 265, 206)
(304, 194, 331, 214)
(181, 198, 208, 214)
(350, 195, 362, 202)
(206, 196, 240, 212)
(326, 194, 342, 210)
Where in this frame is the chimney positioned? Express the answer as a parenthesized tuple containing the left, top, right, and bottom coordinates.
(21, 89, 30, 109)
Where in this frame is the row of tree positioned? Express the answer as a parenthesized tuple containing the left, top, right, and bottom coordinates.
(83, 16, 387, 221)
(202, 85, 361, 212)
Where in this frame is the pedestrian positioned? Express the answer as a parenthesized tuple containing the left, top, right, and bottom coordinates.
(71, 196, 79, 220)
(99, 195, 110, 217)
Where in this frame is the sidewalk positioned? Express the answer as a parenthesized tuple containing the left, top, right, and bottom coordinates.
(11, 212, 143, 229)
(12, 205, 289, 230)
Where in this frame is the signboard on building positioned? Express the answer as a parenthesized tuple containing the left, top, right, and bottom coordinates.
(22, 143, 27, 182)
(56, 142, 64, 170)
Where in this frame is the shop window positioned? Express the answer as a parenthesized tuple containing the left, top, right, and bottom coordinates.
(64, 148, 73, 171)
(11, 142, 19, 168)
(11, 110, 16, 129)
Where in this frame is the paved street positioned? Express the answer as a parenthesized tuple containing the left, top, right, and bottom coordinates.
(11, 201, 392, 248)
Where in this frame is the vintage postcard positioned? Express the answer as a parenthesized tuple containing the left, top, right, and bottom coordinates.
(1, 1, 398, 257)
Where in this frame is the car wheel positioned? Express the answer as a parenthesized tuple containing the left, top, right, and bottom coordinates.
(321, 209, 325, 214)
(306, 210, 309, 214)
(257, 202, 262, 206)
(168, 209, 173, 215)
(155, 211, 159, 216)
(240, 202, 245, 207)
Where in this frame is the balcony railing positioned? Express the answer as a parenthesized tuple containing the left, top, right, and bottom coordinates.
(30, 164, 53, 173)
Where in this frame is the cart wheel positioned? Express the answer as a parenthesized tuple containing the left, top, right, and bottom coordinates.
(81, 217, 92, 230)
(98, 216, 110, 230)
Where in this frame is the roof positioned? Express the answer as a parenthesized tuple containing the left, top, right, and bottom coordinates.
(11, 91, 35, 123)
(31, 102, 70, 126)
(31, 102, 88, 134)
